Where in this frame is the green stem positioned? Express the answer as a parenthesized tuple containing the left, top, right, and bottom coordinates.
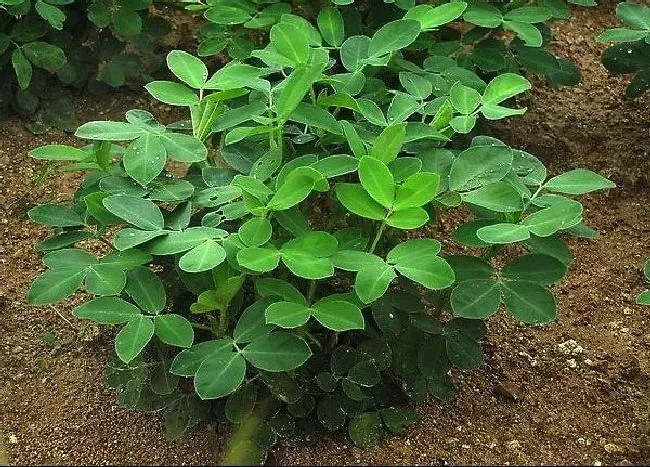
(368, 221, 387, 254)
(307, 280, 317, 304)
(189, 321, 212, 332)
(218, 307, 228, 337)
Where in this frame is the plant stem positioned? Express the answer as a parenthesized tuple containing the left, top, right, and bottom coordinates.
(307, 280, 317, 304)
(189, 321, 212, 332)
(368, 221, 387, 254)
(218, 307, 228, 336)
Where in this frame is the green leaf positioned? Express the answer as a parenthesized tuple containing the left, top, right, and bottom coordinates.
(270, 21, 310, 65)
(179, 240, 227, 272)
(125, 266, 166, 314)
(368, 19, 421, 57)
(445, 319, 484, 369)
(476, 223, 531, 244)
(597, 28, 648, 43)
(387, 238, 441, 264)
(391, 253, 454, 290)
(115, 315, 155, 363)
(12, 49, 32, 90)
(394, 172, 440, 209)
(318, 7, 345, 47)
(289, 102, 342, 135)
(28, 268, 86, 305)
(504, 7, 552, 23)
(148, 227, 227, 255)
(405, 2, 467, 30)
(544, 169, 615, 194)
(449, 145, 513, 191)
(358, 156, 395, 208)
(450, 82, 481, 114)
(463, 4, 502, 28)
(28, 204, 84, 227)
(145, 81, 199, 106)
(500, 280, 556, 323)
(167, 50, 208, 89)
(113, 8, 142, 36)
(503, 21, 543, 47)
(450, 115, 477, 134)
(194, 351, 247, 399)
(312, 300, 364, 331)
(242, 332, 312, 372)
(85, 264, 126, 296)
(102, 195, 164, 231)
(389, 158, 422, 183)
(123, 133, 166, 186)
(171, 339, 234, 376)
(348, 412, 382, 447)
(399, 72, 432, 100)
(237, 247, 280, 272)
(30, 144, 89, 161)
(160, 133, 208, 163)
(35, 1, 65, 30)
(154, 314, 194, 348)
(348, 360, 379, 387)
(72, 297, 141, 324)
(276, 61, 327, 122)
(333, 250, 384, 272)
(225, 383, 258, 424)
(522, 200, 583, 237)
(385, 207, 429, 229)
(267, 171, 316, 211)
(460, 181, 525, 212)
(22, 41, 66, 71)
(637, 290, 650, 306)
(335, 184, 387, 220)
(450, 279, 501, 319)
(256, 278, 307, 305)
(358, 98, 387, 127)
(265, 301, 311, 328)
(370, 123, 406, 163)
(340, 35, 370, 72)
(75, 121, 144, 141)
(616, 2, 650, 30)
(35, 231, 92, 252)
(502, 253, 567, 285)
(482, 73, 531, 106)
(43, 248, 96, 270)
(234, 297, 278, 344)
(380, 408, 421, 435)
(114, 229, 166, 251)
(311, 155, 359, 178)
(238, 217, 272, 247)
(355, 263, 396, 304)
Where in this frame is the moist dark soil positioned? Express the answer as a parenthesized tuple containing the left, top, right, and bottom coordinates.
(1, 3, 649, 466)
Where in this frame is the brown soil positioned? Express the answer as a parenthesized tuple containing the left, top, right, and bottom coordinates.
(1, 3, 649, 466)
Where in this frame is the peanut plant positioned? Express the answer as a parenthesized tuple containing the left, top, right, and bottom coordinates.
(26, 0, 614, 463)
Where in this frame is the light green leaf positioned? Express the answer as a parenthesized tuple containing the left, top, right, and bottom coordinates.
(617, 2, 650, 30)
(148, 227, 227, 255)
(449, 145, 513, 191)
(355, 263, 396, 304)
(502, 21, 543, 47)
(368, 19, 421, 57)
(125, 266, 166, 314)
(482, 73, 531, 106)
(194, 351, 246, 399)
(171, 339, 234, 376)
(154, 314, 194, 348)
(179, 240, 227, 272)
(358, 98, 387, 127)
(405, 2, 467, 30)
(27, 268, 86, 305)
(30, 144, 88, 161)
(167, 50, 208, 89)
(234, 297, 277, 344)
(333, 250, 384, 272)
(543, 169, 615, 194)
(102, 195, 164, 231)
(238, 217, 272, 247)
(271, 21, 310, 65)
(256, 278, 307, 305)
(460, 181, 525, 212)
(370, 123, 406, 163)
(75, 121, 144, 141)
(450, 82, 481, 114)
(476, 223, 531, 244)
(242, 332, 312, 372)
(237, 247, 280, 272)
(318, 7, 345, 46)
(85, 264, 126, 296)
(394, 172, 440, 209)
(312, 300, 364, 331)
(522, 200, 583, 237)
(123, 133, 166, 186)
(115, 315, 155, 363)
(265, 301, 311, 328)
(385, 207, 429, 229)
(12, 48, 32, 90)
(358, 156, 394, 208)
(160, 133, 208, 163)
(72, 296, 141, 324)
(28, 204, 84, 227)
(276, 61, 327, 121)
(335, 183, 387, 220)
(145, 81, 199, 106)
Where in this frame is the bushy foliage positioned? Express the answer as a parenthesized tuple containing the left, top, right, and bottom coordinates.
(0, 0, 170, 130)
(598, 1, 650, 98)
(26, 0, 614, 462)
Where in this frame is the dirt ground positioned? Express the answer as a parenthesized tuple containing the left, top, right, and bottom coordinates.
(1, 3, 648, 466)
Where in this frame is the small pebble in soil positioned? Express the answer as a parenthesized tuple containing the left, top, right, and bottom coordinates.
(567, 359, 578, 369)
(8, 434, 18, 444)
(505, 440, 521, 450)
(557, 339, 584, 356)
(495, 382, 525, 402)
